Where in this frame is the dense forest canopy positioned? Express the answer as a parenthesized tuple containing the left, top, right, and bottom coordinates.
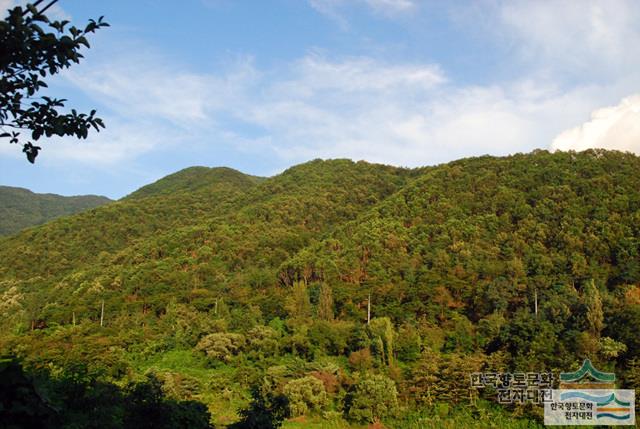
(1, 149, 639, 428)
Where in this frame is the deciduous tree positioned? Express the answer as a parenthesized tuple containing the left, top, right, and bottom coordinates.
(1, 1, 108, 162)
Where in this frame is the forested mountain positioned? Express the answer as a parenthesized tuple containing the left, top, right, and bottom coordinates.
(125, 166, 264, 200)
(1, 150, 639, 428)
(0, 186, 111, 236)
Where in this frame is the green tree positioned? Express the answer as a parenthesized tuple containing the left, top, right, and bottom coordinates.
(1, 1, 108, 162)
(409, 349, 441, 406)
(231, 386, 290, 429)
(624, 358, 640, 389)
(283, 376, 327, 417)
(285, 280, 312, 320)
(584, 279, 603, 338)
(435, 353, 484, 405)
(599, 336, 627, 360)
(316, 283, 334, 321)
(246, 324, 280, 357)
(124, 374, 212, 429)
(348, 348, 373, 372)
(163, 300, 225, 347)
(346, 373, 398, 423)
(368, 317, 394, 366)
(196, 332, 245, 362)
(396, 323, 421, 362)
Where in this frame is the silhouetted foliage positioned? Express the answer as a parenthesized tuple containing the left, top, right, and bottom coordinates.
(230, 386, 290, 429)
(0, 357, 212, 429)
(0, 357, 58, 429)
(0, 1, 108, 162)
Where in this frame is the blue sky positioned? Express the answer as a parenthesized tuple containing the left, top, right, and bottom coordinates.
(1, 0, 640, 199)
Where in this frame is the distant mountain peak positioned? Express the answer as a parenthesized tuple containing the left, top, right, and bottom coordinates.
(0, 186, 112, 236)
(124, 166, 263, 200)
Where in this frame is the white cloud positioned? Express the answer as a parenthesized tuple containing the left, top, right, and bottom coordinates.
(437, 0, 640, 158)
(27, 1, 640, 172)
(63, 52, 258, 127)
(0, 116, 181, 168)
(241, 56, 449, 165)
(307, 0, 348, 27)
(551, 95, 640, 154)
(495, 0, 640, 78)
(57, 51, 450, 167)
(300, 55, 444, 92)
(0, 0, 12, 11)
(54, 45, 629, 171)
(309, 0, 415, 24)
(44, 118, 171, 166)
(233, 56, 613, 167)
(269, 55, 444, 100)
(364, 0, 415, 13)
(291, 1, 640, 167)
(49, 49, 260, 168)
(4, 1, 640, 199)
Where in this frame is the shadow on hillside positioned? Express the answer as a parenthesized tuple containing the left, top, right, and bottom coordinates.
(0, 357, 212, 429)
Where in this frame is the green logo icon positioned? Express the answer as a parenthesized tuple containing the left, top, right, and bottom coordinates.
(560, 359, 616, 385)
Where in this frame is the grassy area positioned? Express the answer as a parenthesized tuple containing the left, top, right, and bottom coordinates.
(384, 405, 544, 429)
(282, 413, 544, 429)
(282, 415, 360, 429)
(133, 349, 249, 426)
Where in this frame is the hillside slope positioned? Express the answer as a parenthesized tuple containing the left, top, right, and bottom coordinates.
(0, 186, 112, 236)
(0, 166, 261, 280)
(280, 150, 640, 365)
(1, 151, 639, 428)
(0, 159, 416, 317)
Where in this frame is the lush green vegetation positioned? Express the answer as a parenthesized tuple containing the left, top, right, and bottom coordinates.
(1, 150, 639, 428)
(125, 166, 264, 200)
(0, 185, 111, 236)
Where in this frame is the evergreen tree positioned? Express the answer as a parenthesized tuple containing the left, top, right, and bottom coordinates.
(584, 279, 604, 338)
(346, 374, 398, 423)
(369, 317, 395, 367)
(285, 280, 312, 320)
(316, 283, 334, 321)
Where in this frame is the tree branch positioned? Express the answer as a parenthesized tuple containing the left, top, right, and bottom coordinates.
(38, 0, 59, 16)
(0, 123, 29, 129)
(21, 0, 46, 16)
